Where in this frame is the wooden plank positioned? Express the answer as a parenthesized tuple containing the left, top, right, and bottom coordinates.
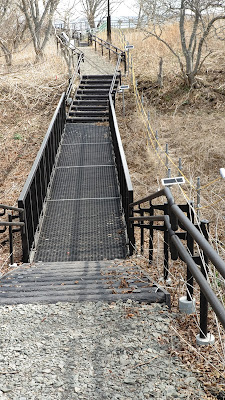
(0, 291, 166, 305)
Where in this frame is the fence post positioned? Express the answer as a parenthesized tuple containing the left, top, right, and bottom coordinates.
(166, 143, 169, 170)
(178, 158, 182, 177)
(196, 220, 215, 345)
(197, 176, 201, 220)
(155, 131, 159, 152)
(127, 42, 130, 76)
(122, 89, 125, 117)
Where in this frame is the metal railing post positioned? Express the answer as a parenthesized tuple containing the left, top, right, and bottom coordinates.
(128, 191, 135, 256)
(140, 207, 144, 254)
(200, 220, 209, 338)
(186, 202, 194, 301)
(8, 213, 14, 266)
(164, 203, 169, 280)
(149, 202, 154, 264)
(122, 52, 127, 74)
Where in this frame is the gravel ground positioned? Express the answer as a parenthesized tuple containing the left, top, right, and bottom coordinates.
(78, 46, 116, 76)
(0, 300, 208, 399)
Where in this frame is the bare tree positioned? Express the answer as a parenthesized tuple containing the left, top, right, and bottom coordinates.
(140, 0, 225, 86)
(80, 0, 120, 29)
(0, 0, 27, 66)
(18, 0, 60, 61)
(55, 0, 78, 30)
(81, 0, 106, 28)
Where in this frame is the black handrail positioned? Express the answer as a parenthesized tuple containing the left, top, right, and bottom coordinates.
(91, 34, 126, 73)
(109, 54, 122, 95)
(0, 205, 24, 266)
(65, 51, 84, 102)
(108, 93, 134, 254)
(0, 204, 24, 213)
(18, 93, 66, 262)
(130, 187, 225, 336)
(0, 221, 24, 227)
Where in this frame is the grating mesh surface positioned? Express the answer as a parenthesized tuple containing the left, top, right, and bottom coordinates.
(50, 166, 119, 200)
(63, 123, 110, 144)
(35, 199, 127, 262)
(58, 143, 113, 167)
(35, 118, 127, 262)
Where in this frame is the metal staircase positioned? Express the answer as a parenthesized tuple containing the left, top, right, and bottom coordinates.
(67, 75, 119, 123)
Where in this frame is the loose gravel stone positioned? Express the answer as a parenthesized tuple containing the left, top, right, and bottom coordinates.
(0, 301, 208, 399)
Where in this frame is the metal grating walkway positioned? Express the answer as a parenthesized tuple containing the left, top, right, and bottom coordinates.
(34, 123, 127, 262)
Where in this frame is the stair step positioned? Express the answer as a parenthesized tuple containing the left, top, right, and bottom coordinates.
(80, 79, 119, 84)
(75, 95, 109, 100)
(82, 75, 114, 80)
(77, 89, 109, 94)
(0, 261, 170, 305)
(66, 116, 109, 123)
(79, 42, 89, 47)
(79, 84, 111, 90)
(71, 106, 108, 111)
(72, 100, 108, 106)
(69, 111, 109, 117)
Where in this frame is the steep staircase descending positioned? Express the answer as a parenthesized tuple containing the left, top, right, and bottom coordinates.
(1, 74, 170, 306)
(67, 75, 119, 123)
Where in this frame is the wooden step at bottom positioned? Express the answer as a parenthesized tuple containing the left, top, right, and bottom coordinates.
(0, 260, 170, 305)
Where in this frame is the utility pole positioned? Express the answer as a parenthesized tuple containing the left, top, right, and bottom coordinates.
(107, 0, 111, 42)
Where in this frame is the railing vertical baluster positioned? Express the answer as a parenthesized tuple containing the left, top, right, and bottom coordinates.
(187, 202, 194, 300)
(18, 94, 65, 262)
(128, 190, 134, 256)
(149, 201, 154, 264)
(164, 203, 169, 280)
(200, 220, 209, 338)
(140, 207, 144, 254)
(8, 213, 14, 266)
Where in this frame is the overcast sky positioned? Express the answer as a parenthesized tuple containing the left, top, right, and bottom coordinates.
(57, 0, 138, 21)
(110, 0, 137, 17)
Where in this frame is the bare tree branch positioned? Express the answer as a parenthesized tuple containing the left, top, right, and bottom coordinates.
(139, 0, 225, 86)
(18, 0, 59, 61)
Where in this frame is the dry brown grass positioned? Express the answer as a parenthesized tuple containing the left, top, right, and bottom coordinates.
(100, 27, 225, 397)
(109, 26, 225, 245)
(0, 37, 68, 268)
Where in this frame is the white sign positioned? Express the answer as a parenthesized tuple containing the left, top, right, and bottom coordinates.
(125, 45, 134, 51)
(119, 85, 129, 90)
(161, 177, 185, 186)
